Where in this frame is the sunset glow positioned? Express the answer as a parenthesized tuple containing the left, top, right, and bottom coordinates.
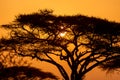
(0, 0, 120, 80)
(59, 32, 66, 37)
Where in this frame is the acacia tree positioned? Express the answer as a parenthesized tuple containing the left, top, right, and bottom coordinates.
(1, 10, 120, 80)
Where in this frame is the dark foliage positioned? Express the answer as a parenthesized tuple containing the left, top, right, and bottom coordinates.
(0, 38, 31, 67)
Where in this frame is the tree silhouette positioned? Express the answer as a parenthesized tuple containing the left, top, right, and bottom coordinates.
(1, 9, 120, 80)
(0, 66, 57, 80)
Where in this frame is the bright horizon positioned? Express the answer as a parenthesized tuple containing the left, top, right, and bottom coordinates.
(0, 0, 120, 80)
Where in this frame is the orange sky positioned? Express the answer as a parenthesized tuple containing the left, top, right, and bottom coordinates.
(0, 0, 120, 80)
(0, 0, 120, 24)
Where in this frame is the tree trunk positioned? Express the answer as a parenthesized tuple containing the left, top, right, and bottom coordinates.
(70, 74, 83, 80)
(70, 77, 83, 80)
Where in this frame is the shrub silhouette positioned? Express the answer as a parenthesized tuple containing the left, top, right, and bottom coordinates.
(0, 66, 57, 80)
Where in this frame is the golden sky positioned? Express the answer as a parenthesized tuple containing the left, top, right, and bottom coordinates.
(0, 0, 120, 80)
(0, 0, 120, 24)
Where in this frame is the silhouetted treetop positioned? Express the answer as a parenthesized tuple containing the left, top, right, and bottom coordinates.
(13, 11, 120, 35)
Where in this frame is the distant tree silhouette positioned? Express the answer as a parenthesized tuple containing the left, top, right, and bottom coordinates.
(1, 9, 120, 80)
(0, 66, 57, 80)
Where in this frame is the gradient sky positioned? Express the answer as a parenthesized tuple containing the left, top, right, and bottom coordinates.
(0, 0, 120, 80)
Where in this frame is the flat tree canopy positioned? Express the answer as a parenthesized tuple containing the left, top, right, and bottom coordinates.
(1, 9, 120, 80)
